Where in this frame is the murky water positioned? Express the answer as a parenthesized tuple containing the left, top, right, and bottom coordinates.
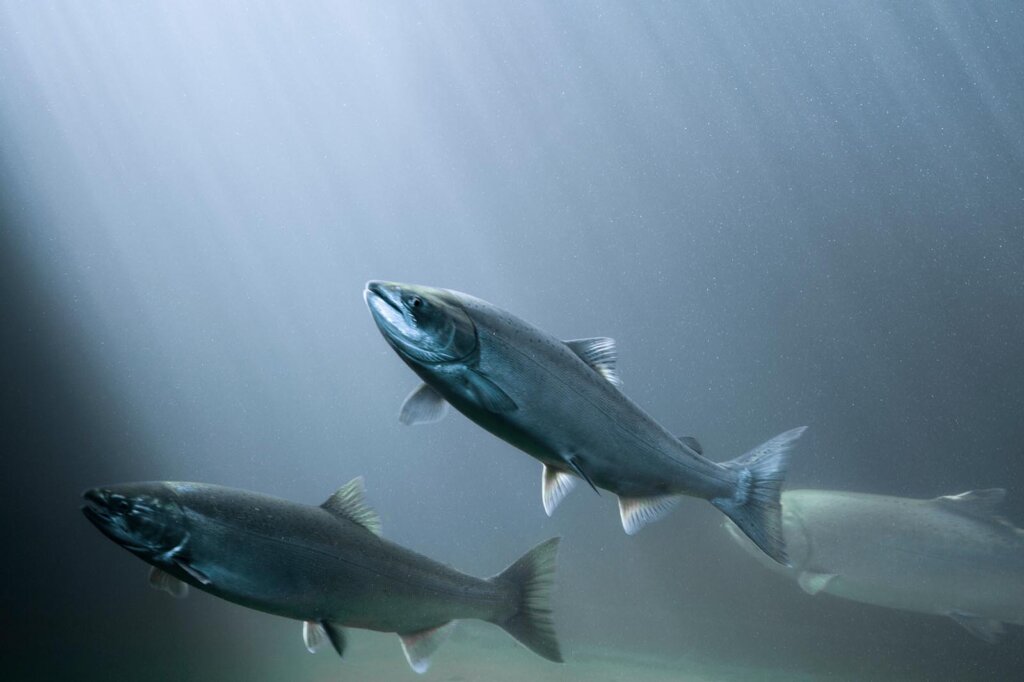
(2, 3, 1022, 680)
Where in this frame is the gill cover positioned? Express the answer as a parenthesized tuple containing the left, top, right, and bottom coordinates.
(365, 281, 477, 365)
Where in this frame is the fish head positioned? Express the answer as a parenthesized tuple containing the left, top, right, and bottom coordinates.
(82, 483, 188, 559)
(364, 281, 477, 365)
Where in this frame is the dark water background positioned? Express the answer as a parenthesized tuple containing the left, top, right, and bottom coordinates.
(2, 2, 1023, 680)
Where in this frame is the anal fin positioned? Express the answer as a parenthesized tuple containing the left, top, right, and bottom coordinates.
(542, 465, 577, 516)
(949, 611, 1006, 643)
(618, 494, 683, 535)
(148, 566, 189, 598)
(797, 571, 837, 596)
(399, 621, 456, 674)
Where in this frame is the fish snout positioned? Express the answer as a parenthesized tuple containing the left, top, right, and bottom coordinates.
(364, 280, 403, 305)
(83, 487, 109, 508)
(364, 281, 408, 333)
(81, 487, 115, 525)
(82, 486, 133, 516)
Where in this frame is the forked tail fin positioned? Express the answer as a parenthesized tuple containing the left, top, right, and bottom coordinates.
(711, 426, 807, 565)
(490, 537, 563, 663)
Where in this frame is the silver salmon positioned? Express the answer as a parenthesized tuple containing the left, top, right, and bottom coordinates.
(725, 488, 1024, 642)
(365, 281, 805, 564)
(82, 477, 562, 673)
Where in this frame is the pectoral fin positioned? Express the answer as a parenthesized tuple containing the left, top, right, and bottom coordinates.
(949, 611, 1005, 643)
(399, 621, 456, 674)
(542, 465, 578, 516)
(797, 571, 837, 596)
(148, 566, 189, 598)
(399, 383, 449, 425)
(303, 620, 346, 656)
(618, 494, 683, 535)
(465, 371, 517, 412)
(174, 560, 211, 586)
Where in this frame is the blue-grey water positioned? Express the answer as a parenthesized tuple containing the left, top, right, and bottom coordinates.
(2, 2, 1022, 680)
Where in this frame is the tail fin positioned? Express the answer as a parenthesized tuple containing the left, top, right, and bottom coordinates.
(710, 426, 806, 566)
(490, 537, 563, 663)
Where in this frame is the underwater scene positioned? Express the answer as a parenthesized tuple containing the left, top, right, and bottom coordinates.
(2, 3, 1023, 681)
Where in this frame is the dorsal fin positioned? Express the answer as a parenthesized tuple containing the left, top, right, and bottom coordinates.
(321, 477, 382, 536)
(933, 488, 1006, 519)
(564, 338, 621, 386)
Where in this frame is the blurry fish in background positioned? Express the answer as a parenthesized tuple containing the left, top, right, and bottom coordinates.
(724, 488, 1024, 642)
(81, 477, 562, 673)
(365, 280, 806, 565)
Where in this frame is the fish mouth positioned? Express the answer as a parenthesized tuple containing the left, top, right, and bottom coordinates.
(364, 281, 407, 334)
(82, 488, 117, 526)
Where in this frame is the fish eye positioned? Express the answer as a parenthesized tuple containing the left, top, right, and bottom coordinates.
(113, 497, 131, 513)
(410, 296, 423, 309)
